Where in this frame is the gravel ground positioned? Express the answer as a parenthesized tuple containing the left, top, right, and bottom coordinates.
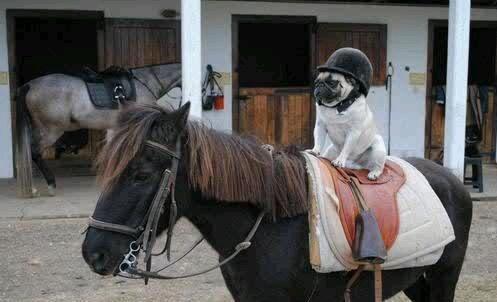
(1, 202, 496, 302)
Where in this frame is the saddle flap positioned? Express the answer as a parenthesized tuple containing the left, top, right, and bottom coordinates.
(352, 209, 387, 264)
(322, 159, 406, 251)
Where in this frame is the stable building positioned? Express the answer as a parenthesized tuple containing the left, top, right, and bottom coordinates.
(0, 1, 496, 189)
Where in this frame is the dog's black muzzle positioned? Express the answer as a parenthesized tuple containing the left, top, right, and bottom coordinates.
(314, 79, 341, 105)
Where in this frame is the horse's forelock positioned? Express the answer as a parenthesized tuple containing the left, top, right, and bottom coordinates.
(96, 105, 166, 191)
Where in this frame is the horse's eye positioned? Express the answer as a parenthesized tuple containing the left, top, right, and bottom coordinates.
(134, 173, 149, 182)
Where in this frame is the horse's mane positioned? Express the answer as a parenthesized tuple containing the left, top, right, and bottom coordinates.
(185, 122, 308, 218)
(97, 104, 308, 218)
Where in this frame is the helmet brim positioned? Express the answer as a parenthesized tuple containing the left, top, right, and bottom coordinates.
(316, 66, 369, 96)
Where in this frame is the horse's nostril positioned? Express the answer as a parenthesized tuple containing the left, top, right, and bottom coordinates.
(89, 252, 109, 274)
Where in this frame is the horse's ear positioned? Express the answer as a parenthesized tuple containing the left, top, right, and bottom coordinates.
(174, 102, 191, 130)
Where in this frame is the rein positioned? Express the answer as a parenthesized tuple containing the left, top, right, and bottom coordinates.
(87, 138, 265, 283)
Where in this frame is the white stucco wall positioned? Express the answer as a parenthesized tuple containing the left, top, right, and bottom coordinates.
(0, 0, 180, 178)
(201, 1, 497, 159)
(1, 1, 497, 178)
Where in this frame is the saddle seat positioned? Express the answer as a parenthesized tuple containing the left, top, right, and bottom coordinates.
(320, 159, 406, 251)
(79, 66, 137, 109)
(80, 66, 133, 83)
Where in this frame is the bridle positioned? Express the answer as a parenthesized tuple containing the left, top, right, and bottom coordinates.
(87, 137, 265, 283)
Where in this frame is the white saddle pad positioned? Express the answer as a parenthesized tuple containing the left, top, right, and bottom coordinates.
(303, 153, 455, 273)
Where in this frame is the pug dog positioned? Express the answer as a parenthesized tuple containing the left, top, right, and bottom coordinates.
(312, 48, 386, 180)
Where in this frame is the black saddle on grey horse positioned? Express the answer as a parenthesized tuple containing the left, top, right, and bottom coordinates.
(80, 66, 137, 109)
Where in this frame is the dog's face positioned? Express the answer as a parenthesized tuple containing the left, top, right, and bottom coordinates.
(314, 72, 357, 107)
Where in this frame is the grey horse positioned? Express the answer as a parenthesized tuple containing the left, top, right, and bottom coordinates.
(16, 63, 181, 197)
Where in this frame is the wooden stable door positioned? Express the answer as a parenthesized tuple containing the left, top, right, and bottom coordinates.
(104, 19, 180, 68)
(317, 23, 387, 86)
(233, 17, 315, 148)
(238, 88, 313, 147)
(90, 18, 181, 158)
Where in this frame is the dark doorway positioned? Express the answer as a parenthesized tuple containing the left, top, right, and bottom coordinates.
(426, 20, 497, 162)
(15, 17, 99, 84)
(432, 27, 496, 86)
(238, 22, 311, 87)
(232, 16, 316, 148)
(8, 10, 103, 175)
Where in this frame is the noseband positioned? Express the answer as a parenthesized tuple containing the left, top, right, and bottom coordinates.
(87, 138, 265, 283)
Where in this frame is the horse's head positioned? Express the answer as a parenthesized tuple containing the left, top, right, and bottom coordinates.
(82, 102, 190, 275)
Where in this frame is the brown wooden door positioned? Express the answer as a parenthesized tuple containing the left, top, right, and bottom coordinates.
(317, 23, 387, 86)
(89, 18, 181, 159)
(233, 17, 316, 148)
(238, 88, 312, 146)
(104, 19, 180, 68)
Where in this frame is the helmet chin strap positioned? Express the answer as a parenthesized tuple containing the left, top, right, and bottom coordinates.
(317, 86, 362, 113)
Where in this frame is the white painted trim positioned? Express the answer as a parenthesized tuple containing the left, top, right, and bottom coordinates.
(443, 0, 471, 180)
(181, 0, 202, 118)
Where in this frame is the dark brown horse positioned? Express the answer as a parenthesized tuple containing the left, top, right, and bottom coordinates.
(82, 103, 472, 301)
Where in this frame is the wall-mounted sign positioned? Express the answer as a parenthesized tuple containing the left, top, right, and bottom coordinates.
(218, 72, 231, 86)
(0, 72, 8, 85)
(409, 72, 426, 86)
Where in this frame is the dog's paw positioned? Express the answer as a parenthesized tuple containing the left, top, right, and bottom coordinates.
(367, 170, 383, 180)
(312, 148, 321, 155)
(261, 144, 275, 154)
(306, 148, 320, 157)
(332, 156, 347, 168)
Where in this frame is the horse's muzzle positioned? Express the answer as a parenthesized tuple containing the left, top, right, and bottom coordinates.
(82, 228, 127, 276)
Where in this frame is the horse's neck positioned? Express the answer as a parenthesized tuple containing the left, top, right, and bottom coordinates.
(134, 65, 181, 99)
(133, 68, 160, 97)
(185, 199, 261, 257)
(150, 65, 181, 89)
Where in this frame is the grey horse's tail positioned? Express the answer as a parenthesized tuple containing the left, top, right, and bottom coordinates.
(15, 84, 34, 197)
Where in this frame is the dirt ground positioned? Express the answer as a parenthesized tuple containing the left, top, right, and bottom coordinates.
(1, 201, 496, 302)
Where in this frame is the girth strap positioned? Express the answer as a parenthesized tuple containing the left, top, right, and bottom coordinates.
(344, 264, 382, 302)
(343, 175, 385, 302)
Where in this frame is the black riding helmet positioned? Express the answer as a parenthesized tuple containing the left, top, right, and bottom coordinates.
(317, 47, 373, 96)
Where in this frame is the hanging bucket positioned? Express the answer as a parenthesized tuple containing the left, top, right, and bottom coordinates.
(214, 95, 225, 110)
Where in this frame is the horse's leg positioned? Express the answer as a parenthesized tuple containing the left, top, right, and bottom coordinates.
(220, 263, 241, 300)
(220, 262, 292, 302)
(403, 276, 430, 301)
(33, 126, 63, 196)
(423, 253, 465, 302)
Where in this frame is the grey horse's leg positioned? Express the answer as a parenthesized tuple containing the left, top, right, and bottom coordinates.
(32, 126, 63, 196)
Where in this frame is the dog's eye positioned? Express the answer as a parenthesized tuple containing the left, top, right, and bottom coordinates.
(326, 80, 339, 87)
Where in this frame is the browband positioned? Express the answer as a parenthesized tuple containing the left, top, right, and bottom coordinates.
(145, 140, 181, 159)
